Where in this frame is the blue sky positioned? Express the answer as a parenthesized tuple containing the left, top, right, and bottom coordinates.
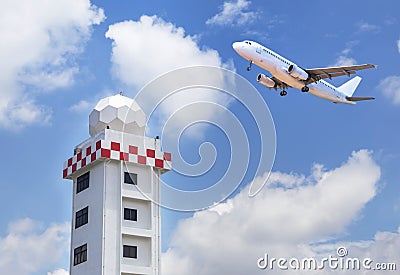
(1, 0, 400, 274)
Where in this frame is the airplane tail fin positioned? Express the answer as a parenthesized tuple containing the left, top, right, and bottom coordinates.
(337, 76, 362, 97)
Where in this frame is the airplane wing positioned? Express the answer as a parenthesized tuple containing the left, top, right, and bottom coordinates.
(271, 76, 291, 90)
(304, 64, 376, 84)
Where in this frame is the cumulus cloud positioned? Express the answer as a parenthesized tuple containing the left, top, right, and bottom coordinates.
(0, 0, 105, 129)
(105, 15, 234, 138)
(332, 56, 357, 67)
(162, 150, 383, 275)
(311, 228, 400, 274)
(332, 40, 359, 67)
(0, 218, 70, 275)
(21, 67, 80, 91)
(206, 0, 258, 26)
(331, 41, 359, 67)
(106, 15, 230, 89)
(378, 76, 400, 105)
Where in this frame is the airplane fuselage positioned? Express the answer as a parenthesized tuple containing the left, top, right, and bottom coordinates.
(233, 40, 355, 104)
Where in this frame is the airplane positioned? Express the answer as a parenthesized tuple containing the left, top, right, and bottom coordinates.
(232, 40, 376, 104)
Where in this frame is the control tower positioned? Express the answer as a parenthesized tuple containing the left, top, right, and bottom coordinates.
(63, 94, 171, 275)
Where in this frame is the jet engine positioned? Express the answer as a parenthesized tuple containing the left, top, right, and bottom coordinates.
(257, 74, 276, 88)
(287, 64, 308, 81)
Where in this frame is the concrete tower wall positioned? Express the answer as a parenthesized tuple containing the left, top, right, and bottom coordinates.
(63, 94, 171, 275)
(70, 163, 105, 275)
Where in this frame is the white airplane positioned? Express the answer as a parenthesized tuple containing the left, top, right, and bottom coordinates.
(232, 40, 376, 104)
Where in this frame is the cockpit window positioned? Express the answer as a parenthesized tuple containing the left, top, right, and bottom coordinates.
(244, 41, 252, 45)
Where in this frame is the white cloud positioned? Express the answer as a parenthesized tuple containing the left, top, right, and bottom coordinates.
(206, 0, 257, 26)
(7, 98, 52, 126)
(331, 41, 359, 67)
(69, 88, 118, 114)
(48, 269, 69, 275)
(312, 228, 400, 274)
(385, 18, 397, 25)
(162, 150, 382, 274)
(332, 56, 357, 67)
(105, 15, 234, 138)
(0, 218, 70, 275)
(397, 39, 400, 53)
(69, 99, 91, 113)
(357, 21, 380, 33)
(378, 76, 400, 105)
(0, 0, 105, 129)
(21, 67, 80, 91)
(106, 15, 230, 89)
(266, 171, 305, 188)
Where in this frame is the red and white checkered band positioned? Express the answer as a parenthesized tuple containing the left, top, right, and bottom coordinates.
(63, 139, 172, 179)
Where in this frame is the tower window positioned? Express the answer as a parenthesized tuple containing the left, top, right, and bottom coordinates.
(123, 245, 137, 258)
(75, 206, 89, 229)
(124, 172, 137, 185)
(124, 208, 138, 221)
(74, 244, 87, 266)
(77, 172, 89, 193)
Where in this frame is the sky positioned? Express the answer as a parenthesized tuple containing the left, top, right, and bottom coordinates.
(0, 0, 400, 274)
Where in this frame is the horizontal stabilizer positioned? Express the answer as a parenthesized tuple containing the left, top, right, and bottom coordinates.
(346, 96, 375, 102)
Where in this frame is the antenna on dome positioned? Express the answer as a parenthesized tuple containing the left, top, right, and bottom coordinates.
(119, 91, 123, 95)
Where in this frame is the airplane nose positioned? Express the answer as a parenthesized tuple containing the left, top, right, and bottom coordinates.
(232, 42, 240, 51)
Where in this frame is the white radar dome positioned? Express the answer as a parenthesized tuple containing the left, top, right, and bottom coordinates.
(89, 94, 146, 137)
